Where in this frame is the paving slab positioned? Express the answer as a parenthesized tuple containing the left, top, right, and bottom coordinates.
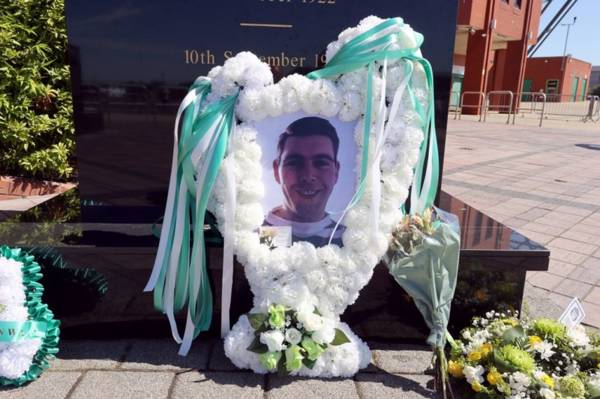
(355, 373, 436, 399)
(553, 278, 594, 299)
(0, 371, 80, 399)
(372, 344, 434, 374)
(122, 338, 212, 371)
(52, 340, 130, 371)
(70, 371, 174, 399)
(172, 371, 264, 399)
(266, 376, 359, 399)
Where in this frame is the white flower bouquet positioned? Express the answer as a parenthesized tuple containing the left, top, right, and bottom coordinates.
(246, 304, 350, 374)
(448, 311, 600, 398)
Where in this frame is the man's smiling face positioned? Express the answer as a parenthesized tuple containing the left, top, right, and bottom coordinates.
(273, 135, 340, 222)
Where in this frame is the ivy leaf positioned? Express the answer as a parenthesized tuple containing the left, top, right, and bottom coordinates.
(330, 329, 350, 346)
(248, 313, 267, 330)
(246, 336, 268, 354)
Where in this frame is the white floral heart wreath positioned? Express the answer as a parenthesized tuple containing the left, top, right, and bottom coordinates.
(145, 15, 440, 378)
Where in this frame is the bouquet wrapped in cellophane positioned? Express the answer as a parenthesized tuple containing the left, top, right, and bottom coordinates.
(384, 207, 461, 397)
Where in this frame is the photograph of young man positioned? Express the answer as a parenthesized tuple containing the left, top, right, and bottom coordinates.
(263, 116, 345, 247)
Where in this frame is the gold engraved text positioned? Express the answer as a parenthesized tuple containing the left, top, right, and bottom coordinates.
(184, 49, 216, 65)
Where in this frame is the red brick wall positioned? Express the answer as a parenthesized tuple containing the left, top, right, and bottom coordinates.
(525, 57, 592, 98)
(457, 0, 539, 40)
(457, 0, 487, 29)
(494, 0, 526, 39)
(528, 0, 542, 45)
(564, 58, 593, 98)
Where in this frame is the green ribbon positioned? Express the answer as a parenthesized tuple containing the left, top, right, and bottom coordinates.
(150, 77, 238, 353)
(307, 18, 439, 214)
(0, 321, 47, 342)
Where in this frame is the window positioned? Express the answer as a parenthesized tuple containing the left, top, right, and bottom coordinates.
(515, 0, 522, 8)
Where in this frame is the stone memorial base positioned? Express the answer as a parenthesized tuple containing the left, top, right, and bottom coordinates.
(0, 189, 549, 341)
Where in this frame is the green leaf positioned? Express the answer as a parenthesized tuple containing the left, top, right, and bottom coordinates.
(302, 357, 317, 369)
(246, 336, 269, 354)
(501, 326, 526, 345)
(330, 329, 351, 346)
(277, 353, 289, 376)
(0, 304, 5, 314)
(248, 313, 267, 330)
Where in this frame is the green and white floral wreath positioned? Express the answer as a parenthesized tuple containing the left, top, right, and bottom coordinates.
(145, 16, 440, 378)
(0, 246, 60, 386)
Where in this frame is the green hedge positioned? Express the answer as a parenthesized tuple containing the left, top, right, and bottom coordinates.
(0, 0, 74, 181)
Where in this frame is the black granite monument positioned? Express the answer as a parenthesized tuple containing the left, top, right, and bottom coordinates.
(0, 0, 549, 340)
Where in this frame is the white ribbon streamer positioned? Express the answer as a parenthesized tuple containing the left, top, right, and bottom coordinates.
(144, 86, 203, 292)
(221, 155, 236, 337)
(328, 60, 412, 245)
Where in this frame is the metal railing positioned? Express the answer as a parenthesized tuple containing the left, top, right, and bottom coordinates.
(583, 95, 600, 122)
(449, 90, 599, 126)
(456, 91, 485, 121)
(514, 92, 546, 127)
(484, 91, 513, 124)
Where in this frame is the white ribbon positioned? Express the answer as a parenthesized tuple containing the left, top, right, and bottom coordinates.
(220, 153, 236, 338)
(328, 60, 412, 245)
(144, 85, 204, 292)
(369, 58, 389, 240)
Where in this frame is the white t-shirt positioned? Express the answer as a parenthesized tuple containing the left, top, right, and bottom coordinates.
(263, 211, 345, 247)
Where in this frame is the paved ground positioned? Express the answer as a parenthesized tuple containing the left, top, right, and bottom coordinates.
(443, 118, 600, 328)
(0, 339, 438, 399)
(2, 118, 599, 398)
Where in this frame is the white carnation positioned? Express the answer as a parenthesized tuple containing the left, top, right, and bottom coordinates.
(278, 74, 312, 113)
(261, 84, 283, 117)
(236, 88, 267, 122)
(312, 318, 336, 345)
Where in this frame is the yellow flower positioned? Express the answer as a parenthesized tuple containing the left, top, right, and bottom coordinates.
(541, 373, 554, 389)
(480, 343, 493, 357)
(468, 351, 482, 361)
(471, 381, 483, 392)
(529, 335, 542, 346)
(448, 360, 464, 378)
(487, 369, 503, 385)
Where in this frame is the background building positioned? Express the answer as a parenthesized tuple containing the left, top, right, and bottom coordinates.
(524, 56, 592, 100)
(590, 66, 600, 93)
(453, 0, 542, 112)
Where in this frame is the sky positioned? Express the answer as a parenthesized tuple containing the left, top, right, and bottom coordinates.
(533, 0, 599, 65)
